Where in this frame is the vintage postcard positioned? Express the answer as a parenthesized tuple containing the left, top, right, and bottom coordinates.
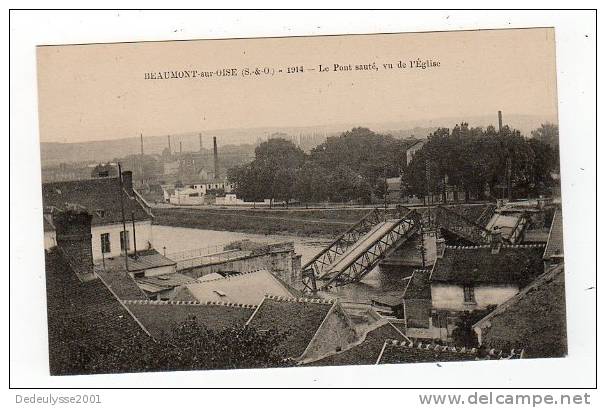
(36, 28, 565, 375)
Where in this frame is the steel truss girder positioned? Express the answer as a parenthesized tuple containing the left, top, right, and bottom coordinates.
(301, 208, 385, 293)
(434, 205, 489, 245)
(319, 214, 419, 289)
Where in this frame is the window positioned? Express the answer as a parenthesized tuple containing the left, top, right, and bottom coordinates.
(100, 233, 111, 254)
(120, 230, 130, 251)
(463, 286, 476, 304)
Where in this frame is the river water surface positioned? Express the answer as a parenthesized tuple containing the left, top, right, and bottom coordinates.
(152, 225, 410, 304)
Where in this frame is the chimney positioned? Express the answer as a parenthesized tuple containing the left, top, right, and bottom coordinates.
(421, 229, 438, 264)
(122, 170, 133, 193)
(199, 133, 203, 152)
(213, 137, 219, 179)
(180, 141, 182, 155)
(435, 237, 446, 259)
(53, 209, 94, 276)
(140, 133, 144, 155)
(498, 111, 503, 133)
(167, 135, 172, 154)
(490, 229, 502, 254)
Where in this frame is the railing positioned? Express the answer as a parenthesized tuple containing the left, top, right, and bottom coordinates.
(166, 244, 227, 262)
(301, 208, 385, 292)
(174, 249, 250, 271)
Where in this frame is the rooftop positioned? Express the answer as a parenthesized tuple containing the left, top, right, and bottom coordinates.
(42, 177, 151, 227)
(473, 263, 566, 358)
(543, 208, 564, 260)
(99, 249, 176, 273)
(403, 269, 432, 300)
(246, 295, 335, 359)
(377, 340, 523, 364)
(123, 300, 256, 339)
(95, 264, 148, 301)
(45, 249, 154, 375)
(135, 272, 197, 294)
(308, 320, 409, 366)
(174, 269, 298, 305)
(431, 244, 545, 285)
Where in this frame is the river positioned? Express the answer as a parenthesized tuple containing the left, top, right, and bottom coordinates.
(152, 225, 410, 304)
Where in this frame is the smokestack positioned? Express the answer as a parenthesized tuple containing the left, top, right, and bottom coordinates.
(213, 137, 219, 180)
(179, 141, 182, 155)
(167, 135, 171, 154)
(199, 133, 203, 152)
(140, 134, 144, 155)
(498, 110, 503, 133)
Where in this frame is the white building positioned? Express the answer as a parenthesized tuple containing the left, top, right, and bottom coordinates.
(42, 171, 155, 261)
(164, 179, 235, 205)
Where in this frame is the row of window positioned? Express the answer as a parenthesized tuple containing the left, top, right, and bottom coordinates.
(100, 231, 130, 254)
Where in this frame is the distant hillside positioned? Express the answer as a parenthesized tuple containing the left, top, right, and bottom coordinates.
(40, 113, 556, 166)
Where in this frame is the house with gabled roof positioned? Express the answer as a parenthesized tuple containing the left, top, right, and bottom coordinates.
(397, 237, 546, 340)
(42, 171, 154, 261)
(245, 295, 359, 363)
(473, 263, 566, 358)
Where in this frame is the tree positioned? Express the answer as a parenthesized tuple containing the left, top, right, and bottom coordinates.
(242, 138, 305, 204)
(531, 123, 559, 149)
(294, 161, 329, 207)
(401, 124, 558, 201)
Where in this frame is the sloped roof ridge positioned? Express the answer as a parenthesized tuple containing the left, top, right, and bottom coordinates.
(263, 294, 335, 305)
(382, 339, 524, 359)
(195, 268, 270, 283)
(445, 243, 545, 250)
(121, 299, 258, 309)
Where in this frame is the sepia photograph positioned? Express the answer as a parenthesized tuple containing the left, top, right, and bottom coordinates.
(33, 26, 570, 376)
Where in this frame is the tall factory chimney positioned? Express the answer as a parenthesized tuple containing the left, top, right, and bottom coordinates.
(199, 133, 203, 152)
(168, 135, 172, 154)
(140, 133, 144, 155)
(179, 141, 182, 155)
(213, 137, 219, 180)
(498, 110, 503, 133)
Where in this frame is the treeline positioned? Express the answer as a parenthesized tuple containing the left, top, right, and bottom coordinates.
(228, 127, 408, 206)
(227, 124, 559, 206)
(402, 123, 559, 200)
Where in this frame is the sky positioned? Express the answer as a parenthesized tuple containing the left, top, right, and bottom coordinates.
(36, 28, 558, 143)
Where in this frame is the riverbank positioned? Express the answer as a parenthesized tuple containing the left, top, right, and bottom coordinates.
(152, 207, 400, 238)
(151, 203, 492, 238)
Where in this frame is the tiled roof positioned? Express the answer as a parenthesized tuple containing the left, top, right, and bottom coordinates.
(377, 339, 523, 364)
(135, 272, 196, 293)
(543, 208, 564, 260)
(95, 265, 148, 301)
(431, 245, 545, 285)
(174, 269, 298, 305)
(45, 250, 154, 375)
(308, 320, 408, 366)
(100, 249, 176, 273)
(42, 177, 151, 227)
(246, 295, 335, 359)
(403, 269, 431, 300)
(473, 264, 566, 358)
(123, 300, 255, 339)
